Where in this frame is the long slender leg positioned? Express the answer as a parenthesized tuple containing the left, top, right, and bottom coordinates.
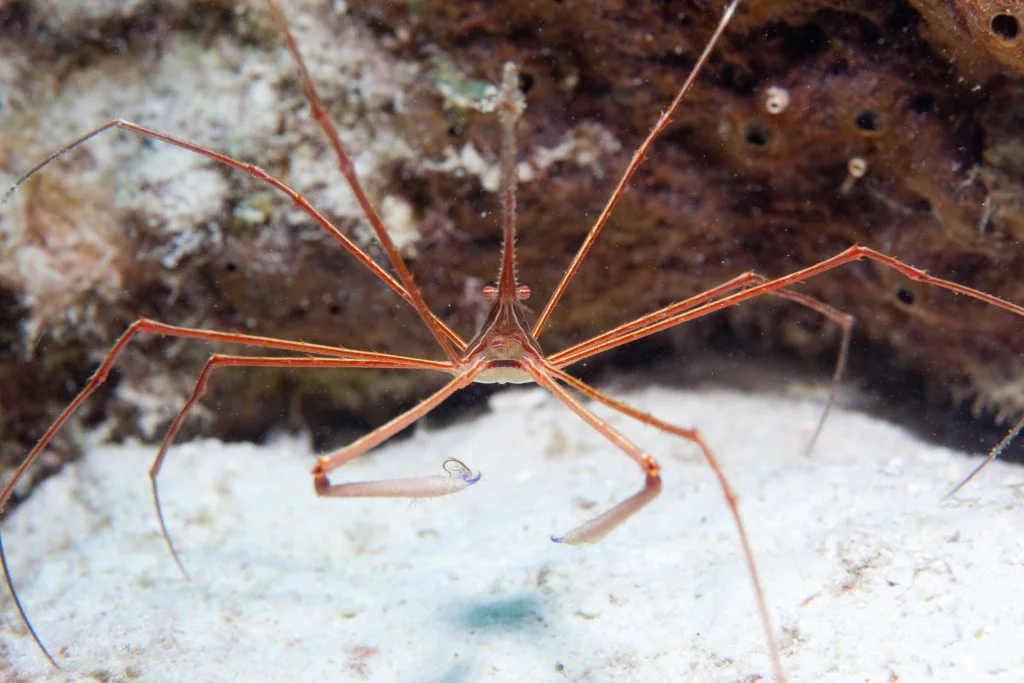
(557, 246, 1024, 364)
(0, 323, 451, 667)
(551, 272, 852, 368)
(532, 0, 740, 337)
(263, 0, 460, 362)
(946, 412, 1024, 497)
(551, 273, 769, 365)
(522, 360, 663, 544)
(554, 244, 1024, 484)
(312, 364, 484, 496)
(0, 120, 466, 353)
(542, 363, 786, 683)
(0, 536, 55, 667)
(0, 317, 449, 513)
(551, 272, 855, 455)
(738, 282, 855, 456)
(149, 353, 451, 578)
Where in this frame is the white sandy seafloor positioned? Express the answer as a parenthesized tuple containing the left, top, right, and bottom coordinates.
(1, 382, 1022, 682)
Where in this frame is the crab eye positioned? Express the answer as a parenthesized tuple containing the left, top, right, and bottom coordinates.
(482, 285, 498, 301)
(516, 285, 531, 301)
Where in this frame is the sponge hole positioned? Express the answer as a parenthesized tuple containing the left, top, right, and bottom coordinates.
(854, 109, 883, 134)
(991, 13, 1020, 42)
(908, 92, 935, 116)
(744, 121, 770, 147)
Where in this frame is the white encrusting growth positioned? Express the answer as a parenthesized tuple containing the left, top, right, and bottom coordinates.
(764, 86, 791, 115)
(840, 156, 869, 194)
(0, 3, 424, 348)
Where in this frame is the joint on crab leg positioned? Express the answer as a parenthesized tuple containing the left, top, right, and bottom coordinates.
(549, 271, 855, 457)
(147, 352, 447, 581)
(7, 0, 1023, 678)
(544, 365, 785, 683)
(520, 360, 664, 544)
(308, 367, 483, 500)
(313, 457, 481, 498)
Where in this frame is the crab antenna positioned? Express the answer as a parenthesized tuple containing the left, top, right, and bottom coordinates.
(493, 62, 526, 303)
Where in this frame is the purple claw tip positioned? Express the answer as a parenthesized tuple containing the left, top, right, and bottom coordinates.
(550, 535, 563, 543)
(463, 471, 482, 485)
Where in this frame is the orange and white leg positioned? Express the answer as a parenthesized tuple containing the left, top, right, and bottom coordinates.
(523, 360, 663, 544)
(542, 362, 786, 683)
(312, 366, 485, 500)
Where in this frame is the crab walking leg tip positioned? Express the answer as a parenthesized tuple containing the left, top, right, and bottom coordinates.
(549, 525, 602, 546)
(550, 517, 610, 545)
(550, 532, 588, 545)
(550, 476, 662, 546)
